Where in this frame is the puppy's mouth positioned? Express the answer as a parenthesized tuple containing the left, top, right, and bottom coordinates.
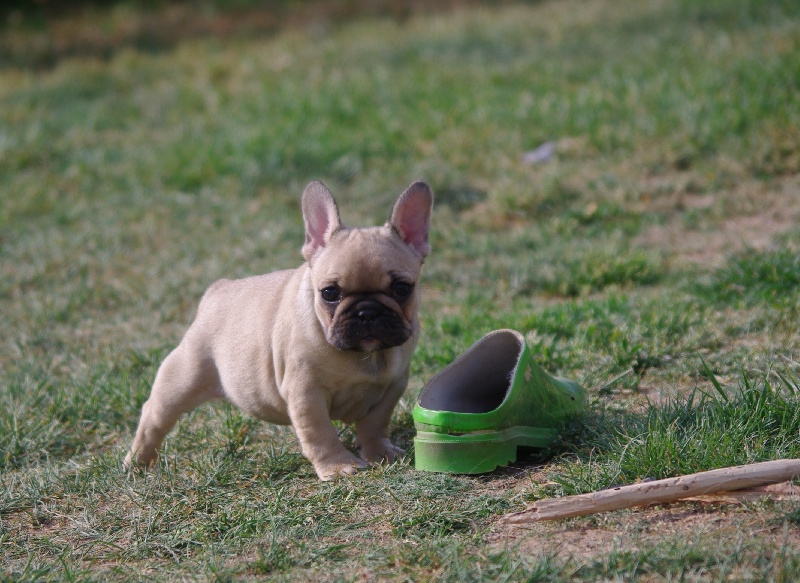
(328, 299, 412, 352)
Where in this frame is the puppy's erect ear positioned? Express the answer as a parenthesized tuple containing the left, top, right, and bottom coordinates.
(302, 181, 342, 261)
(389, 180, 433, 258)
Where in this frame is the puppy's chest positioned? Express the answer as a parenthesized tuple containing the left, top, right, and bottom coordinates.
(327, 378, 394, 423)
(326, 356, 402, 422)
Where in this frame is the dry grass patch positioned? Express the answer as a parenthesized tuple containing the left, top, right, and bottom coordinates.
(636, 175, 800, 269)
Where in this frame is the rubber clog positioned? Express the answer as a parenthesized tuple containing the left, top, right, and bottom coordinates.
(413, 329, 586, 474)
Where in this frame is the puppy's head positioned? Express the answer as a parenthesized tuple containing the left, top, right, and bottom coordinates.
(301, 181, 433, 352)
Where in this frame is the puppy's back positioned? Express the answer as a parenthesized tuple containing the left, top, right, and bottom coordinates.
(184, 270, 298, 348)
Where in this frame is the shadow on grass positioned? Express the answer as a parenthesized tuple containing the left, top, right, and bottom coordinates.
(1, 0, 505, 70)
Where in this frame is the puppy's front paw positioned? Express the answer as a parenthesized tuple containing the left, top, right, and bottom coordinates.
(313, 451, 369, 481)
(357, 438, 406, 465)
(123, 448, 157, 471)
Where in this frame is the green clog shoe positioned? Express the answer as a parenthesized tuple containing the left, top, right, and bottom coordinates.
(413, 329, 586, 474)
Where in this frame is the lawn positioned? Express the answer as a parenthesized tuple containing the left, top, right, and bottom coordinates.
(2, 0, 800, 580)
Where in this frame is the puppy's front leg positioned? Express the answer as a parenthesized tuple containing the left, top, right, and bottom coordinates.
(286, 387, 368, 481)
(355, 381, 406, 465)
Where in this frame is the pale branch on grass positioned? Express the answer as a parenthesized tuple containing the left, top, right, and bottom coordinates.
(502, 459, 800, 524)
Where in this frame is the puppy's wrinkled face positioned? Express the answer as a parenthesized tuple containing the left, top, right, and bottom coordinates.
(310, 226, 423, 352)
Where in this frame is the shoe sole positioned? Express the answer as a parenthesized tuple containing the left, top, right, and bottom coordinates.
(413, 425, 559, 474)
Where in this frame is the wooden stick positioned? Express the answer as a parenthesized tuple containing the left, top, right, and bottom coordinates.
(502, 459, 800, 524)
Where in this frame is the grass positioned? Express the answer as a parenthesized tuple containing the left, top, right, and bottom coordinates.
(543, 369, 800, 496)
(2, 0, 800, 579)
(699, 231, 800, 307)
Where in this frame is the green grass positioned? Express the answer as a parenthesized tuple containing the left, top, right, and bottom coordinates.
(699, 231, 800, 307)
(2, 0, 800, 580)
(543, 369, 800, 496)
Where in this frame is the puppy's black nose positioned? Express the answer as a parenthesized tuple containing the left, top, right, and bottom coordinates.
(357, 307, 379, 322)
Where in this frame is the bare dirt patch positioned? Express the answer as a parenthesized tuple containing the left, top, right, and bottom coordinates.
(489, 500, 800, 568)
(635, 175, 800, 270)
(478, 459, 800, 570)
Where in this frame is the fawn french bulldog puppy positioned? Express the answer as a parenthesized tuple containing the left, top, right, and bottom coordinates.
(125, 181, 433, 480)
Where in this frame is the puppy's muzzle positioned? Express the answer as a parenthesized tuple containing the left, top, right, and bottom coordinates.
(330, 298, 412, 351)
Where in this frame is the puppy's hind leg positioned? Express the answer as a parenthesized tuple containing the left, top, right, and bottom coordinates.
(124, 345, 221, 469)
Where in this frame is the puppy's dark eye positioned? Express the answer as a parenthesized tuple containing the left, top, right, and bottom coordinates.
(392, 281, 413, 299)
(321, 286, 342, 303)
